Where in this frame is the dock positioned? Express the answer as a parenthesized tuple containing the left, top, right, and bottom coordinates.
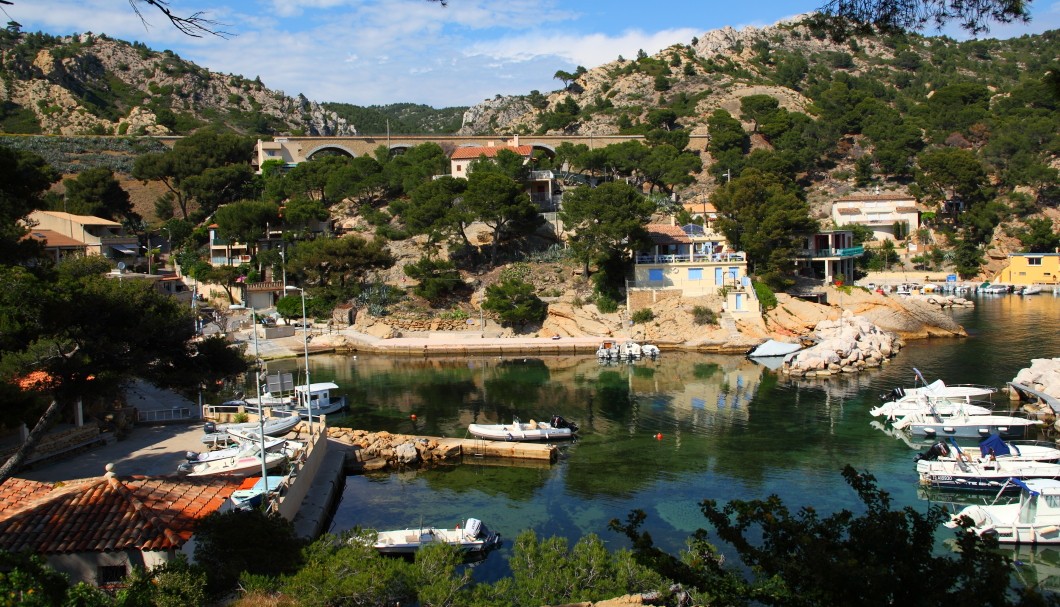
(1008, 382, 1060, 414)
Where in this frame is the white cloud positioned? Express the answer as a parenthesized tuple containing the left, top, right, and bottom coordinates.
(463, 28, 700, 68)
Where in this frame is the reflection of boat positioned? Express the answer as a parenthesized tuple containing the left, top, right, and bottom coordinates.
(468, 416, 578, 441)
(982, 284, 1010, 294)
(1020, 285, 1042, 295)
(373, 518, 501, 555)
(946, 478, 1060, 543)
(918, 458, 1060, 493)
(1004, 545, 1060, 592)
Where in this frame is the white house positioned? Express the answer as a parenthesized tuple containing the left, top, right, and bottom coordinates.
(831, 192, 920, 241)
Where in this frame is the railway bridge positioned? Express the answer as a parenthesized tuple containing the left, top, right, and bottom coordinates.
(253, 133, 711, 170)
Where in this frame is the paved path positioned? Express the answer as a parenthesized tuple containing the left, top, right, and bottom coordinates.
(19, 423, 207, 482)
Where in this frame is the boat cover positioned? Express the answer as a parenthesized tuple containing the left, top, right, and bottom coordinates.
(748, 340, 802, 358)
(979, 434, 1014, 457)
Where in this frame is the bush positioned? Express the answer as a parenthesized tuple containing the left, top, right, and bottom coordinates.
(482, 278, 547, 327)
(692, 305, 718, 325)
(753, 281, 778, 310)
(595, 294, 619, 314)
(631, 308, 655, 323)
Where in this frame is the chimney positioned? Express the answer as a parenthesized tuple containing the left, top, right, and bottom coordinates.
(513, 135, 520, 147)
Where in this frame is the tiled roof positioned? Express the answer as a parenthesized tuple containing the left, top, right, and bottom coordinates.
(0, 478, 59, 516)
(645, 224, 690, 245)
(834, 194, 916, 202)
(24, 229, 85, 248)
(0, 471, 239, 554)
(450, 145, 533, 160)
(31, 211, 122, 226)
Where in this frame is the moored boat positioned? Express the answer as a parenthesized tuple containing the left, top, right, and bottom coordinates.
(893, 410, 1043, 439)
(291, 382, 348, 419)
(880, 368, 997, 404)
(468, 415, 578, 441)
(945, 478, 1060, 544)
(373, 517, 501, 555)
(596, 341, 620, 361)
(178, 445, 289, 477)
(201, 413, 301, 446)
(915, 435, 1060, 464)
(917, 458, 1060, 492)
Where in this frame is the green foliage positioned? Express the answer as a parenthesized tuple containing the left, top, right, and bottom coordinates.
(560, 182, 655, 275)
(691, 305, 718, 325)
(404, 257, 464, 303)
(594, 294, 619, 314)
(0, 551, 71, 606)
(321, 102, 467, 134)
(1013, 218, 1060, 253)
(753, 281, 778, 310)
(483, 277, 547, 327)
(631, 308, 654, 323)
(192, 508, 304, 595)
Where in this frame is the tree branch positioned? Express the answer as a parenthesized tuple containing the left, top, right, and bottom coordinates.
(129, 0, 231, 38)
(819, 0, 1032, 36)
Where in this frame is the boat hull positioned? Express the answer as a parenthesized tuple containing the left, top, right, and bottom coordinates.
(468, 424, 574, 441)
(906, 418, 1041, 439)
(918, 460, 1060, 492)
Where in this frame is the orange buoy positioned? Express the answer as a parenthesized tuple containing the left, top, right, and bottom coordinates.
(655, 433, 663, 440)
(410, 414, 417, 420)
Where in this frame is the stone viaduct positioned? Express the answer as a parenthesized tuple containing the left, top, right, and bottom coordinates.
(253, 133, 711, 169)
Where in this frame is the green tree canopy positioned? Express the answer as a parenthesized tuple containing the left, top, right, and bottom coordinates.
(213, 200, 281, 250)
(0, 147, 58, 264)
(482, 277, 547, 327)
(401, 176, 470, 252)
(560, 182, 656, 276)
(463, 172, 542, 265)
(285, 234, 394, 291)
(60, 167, 135, 222)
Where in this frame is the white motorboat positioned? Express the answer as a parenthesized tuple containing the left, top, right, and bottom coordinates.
(641, 344, 661, 359)
(870, 396, 993, 420)
(596, 341, 620, 361)
(1021, 285, 1043, 295)
(880, 368, 997, 404)
(178, 445, 289, 477)
(619, 341, 642, 360)
(201, 413, 301, 446)
(917, 458, 1060, 492)
(893, 410, 1043, 439)
(982, 284, 1010, 294)
(373, 518, 501, 555)
(185, 435, 287, 463)
(468, 415, 578, 441)
(292, 382, 348, 419)
(916, 435, 1060, 464)
(945, 478, 1060, 544)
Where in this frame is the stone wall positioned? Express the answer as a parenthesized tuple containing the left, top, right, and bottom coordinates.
(374, 317, 476, 333)
(628, 288, 684, 311)
(0, 425, 102, 464)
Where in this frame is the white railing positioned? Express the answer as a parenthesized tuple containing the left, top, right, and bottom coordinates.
(635, 252, 747, 264)
(138, 407, 194, 423)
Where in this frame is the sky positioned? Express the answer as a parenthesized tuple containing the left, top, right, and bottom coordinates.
(5, 0, 1059, 108)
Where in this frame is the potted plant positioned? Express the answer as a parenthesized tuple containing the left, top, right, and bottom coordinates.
(834, 273, 845, 287)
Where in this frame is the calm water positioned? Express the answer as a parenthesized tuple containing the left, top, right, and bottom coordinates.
(279, 294, 1060, 583)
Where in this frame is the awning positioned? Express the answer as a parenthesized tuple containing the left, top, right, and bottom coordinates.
(112, 245, 139, 255)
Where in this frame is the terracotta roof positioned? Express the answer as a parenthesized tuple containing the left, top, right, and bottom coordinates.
(895, 206, 919, 214)
(682, 202, 717, 214)
(0, 478, 59, 516)
(645, 224, 690, 245)
(24, 229, 86, 248)
(31, 211, 122, 226)
(0, 471, 240, 554)
(450, 145, 533, 160)
(834, 194, 916, 202)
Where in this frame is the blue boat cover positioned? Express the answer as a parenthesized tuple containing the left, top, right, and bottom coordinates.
(1010, 477, 1040, 496)
(979, 434, 1013, 457)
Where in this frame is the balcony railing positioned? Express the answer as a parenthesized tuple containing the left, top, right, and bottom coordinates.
(635, 252, 747, 264)
(797, 246, 864, 259)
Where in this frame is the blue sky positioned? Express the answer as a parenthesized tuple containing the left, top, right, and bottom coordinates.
(5, 1, 1059, 107)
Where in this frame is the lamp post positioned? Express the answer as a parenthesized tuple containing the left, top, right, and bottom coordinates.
(250, 309, 269, 483)
(286, 285, 312, 434)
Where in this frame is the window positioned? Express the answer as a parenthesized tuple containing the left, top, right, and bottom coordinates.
(648, 269, 664, 282)
(1028, 257, 1042, 266)
(688, 268, 703, 281)
(98, 564, 127, 585)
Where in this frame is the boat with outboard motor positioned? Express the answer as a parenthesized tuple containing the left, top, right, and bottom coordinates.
(880, 368, 998, 404)
(893, 408, 1044, 439)
(917, 442, 1060, 492)
(870, 395, 994, 420)
(201, 413, 301, 446)
(945, 478, 1060, 544)
(185, 434, 287, 464)
(178, 443, 293, 477)
(372, 517, 501, 555)
(468, 415, 578, 441)
(916, 435, 1060, 464)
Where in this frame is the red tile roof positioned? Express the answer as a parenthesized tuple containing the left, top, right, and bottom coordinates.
(450, 145, 533, 160)
(24, 229, 86, 248)
(0, 471, 240, 554)
(835, 194, 916, 202)
(0, 478, 59, 516)
(645, 224, 691, 245)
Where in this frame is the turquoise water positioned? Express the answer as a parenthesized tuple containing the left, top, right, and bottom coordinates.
(275, 294, 1060, 583)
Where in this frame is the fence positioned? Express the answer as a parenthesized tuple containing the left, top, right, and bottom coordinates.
(137, 407, 196, 424)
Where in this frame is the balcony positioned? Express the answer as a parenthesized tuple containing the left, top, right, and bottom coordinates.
(796, 246, 864, 259)
(635, 252, 747, 265)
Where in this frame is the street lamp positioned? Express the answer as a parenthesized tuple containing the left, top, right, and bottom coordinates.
(249, 308, 269, 483)
(286, 285, 312, 434)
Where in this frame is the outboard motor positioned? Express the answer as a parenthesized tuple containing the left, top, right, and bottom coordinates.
(204, 421, 217, 435)
(880, 387, 905, 401)
(915, 441, 950, 462)
(551, 415, 579, 433)
(185, 451, 200, 461)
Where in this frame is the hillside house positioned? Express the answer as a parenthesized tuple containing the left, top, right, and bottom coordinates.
(449, 138, 559, 209)
(831, 192, 920, 241)
(991, 253, 1060, 286)
(0, 468, 240, 587)
(630, 223, 758, 313)
(794, 230, 863, 284)
(26, 211, 140, 260)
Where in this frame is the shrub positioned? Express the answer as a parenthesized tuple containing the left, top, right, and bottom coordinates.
(631, 308, 655, 323)
(482, 278, 547, 327)
(595, 294, 619, 314)
(753, 281, 778, 310)
(692, 305, 718, 325)
(233, 412, 249, 423)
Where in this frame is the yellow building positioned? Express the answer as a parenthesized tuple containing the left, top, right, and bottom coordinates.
(991, 253, 1060, 286)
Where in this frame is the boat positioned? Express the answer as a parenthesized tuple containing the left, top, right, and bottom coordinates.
(178, 444, 290, 477)
(870, 396, 993, 420)
(915, 435, 1060, 464)
(231, 475, 287, 510)
(945, 478, 1060, 544)
(894, 284, 917, 296)
(201, 413, 301, 446)
(185, 434, 287, 463)
(596, 341, 620, 361)
(373, 517, 501, 555)
(893, 410, 1044, 439)
(747, 339, 803, 358)
(619, 341, 642, 360)
(468, 415, 578, 441)
(1021, 285, 1043, 295)
(880, 368, 997, 404)
(641, 344, 661, 359)
(291, 382, 348, 419)
(982, 284, 1011, 294)
(917, 457, 1060, 492)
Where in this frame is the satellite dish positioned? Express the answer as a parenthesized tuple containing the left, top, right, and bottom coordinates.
(117, 262, 126, 271)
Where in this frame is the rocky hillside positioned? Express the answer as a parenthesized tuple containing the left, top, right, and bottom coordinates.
(0, 31, 355, 137)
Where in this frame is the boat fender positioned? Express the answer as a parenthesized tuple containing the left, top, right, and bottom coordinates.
(1041, 526, 1060, 535)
